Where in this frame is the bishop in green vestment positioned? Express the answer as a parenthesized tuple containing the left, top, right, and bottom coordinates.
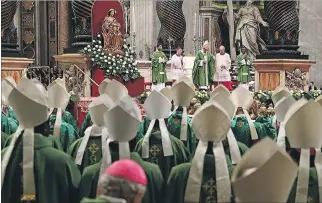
(236, 47, 251, 83)
(1, 133, 81, 203)
(1, 113, 18, 135)
(151, 44, 168, 85)
(80, 112, 92, 137)
(79, 143, 165, 203)
(192, 41, 215, 88)
(62, 110, 78, 135)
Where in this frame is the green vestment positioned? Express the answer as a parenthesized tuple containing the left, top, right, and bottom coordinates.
(151, 50, 168, 84)
(287, 168, 319, 203)
(68, 136, 104, 174)
(236, 54, 251, 83)
(49, 115, 77, 152)
(135, 131, 190, 181)
(1, 133, 81, 203)
(166, 153, 235, 203)
(167, 111, 196, 154)
(79, 152, 165, 203)
(1, 113, 18, 135)
(62, 111, 79, 137)
(231, 115, 276, 148)
(80, 113, 92, 138)
(192, 50, 215, 87)
(136, 116, 152, 143)
(1, 131, 9, 149)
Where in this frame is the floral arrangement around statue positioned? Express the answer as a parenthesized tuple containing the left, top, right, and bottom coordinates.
(79, 34, 141, 82)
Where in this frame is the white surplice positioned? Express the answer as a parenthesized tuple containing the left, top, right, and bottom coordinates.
(214, 53, 232, 82)
(170, 54, 185, 80)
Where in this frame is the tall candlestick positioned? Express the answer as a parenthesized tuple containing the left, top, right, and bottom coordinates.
(194, 12, 197, 36)
(125, 7, 128, 34)
(132, 3, 136, 33)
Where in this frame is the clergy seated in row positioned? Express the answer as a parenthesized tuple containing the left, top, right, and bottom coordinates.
(166, 101, 235, 203)
(230, 86, 276, 148)
(280, 99, 322, 203)
(1, 77, 19, 135)
(208, 90, 249, 164)
(79, 95, 164, 203)
(3, 79, 64, 151)
(78, 79, 129, 138)
(135, 91, 190, 181)
(1, 77, 81, 203)
(81, 159, 147, 203)
(232, 138, 298, 203)
(167, 77, 197, 154)
(68, 94, 114, 173)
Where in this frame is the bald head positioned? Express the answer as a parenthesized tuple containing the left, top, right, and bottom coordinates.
(219, 46, 225, 55)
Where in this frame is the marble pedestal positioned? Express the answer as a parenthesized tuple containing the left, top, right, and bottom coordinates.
(253, 59, 316, 91)
(53, 54, 92, 97)
(1, 57, 34, 83)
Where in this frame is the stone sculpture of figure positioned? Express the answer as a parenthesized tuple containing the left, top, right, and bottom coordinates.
(230, 0, 269, 60)
(101, 8, 124, 54)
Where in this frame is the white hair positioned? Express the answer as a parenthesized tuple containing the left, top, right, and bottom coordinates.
(98, 174, 146, 203)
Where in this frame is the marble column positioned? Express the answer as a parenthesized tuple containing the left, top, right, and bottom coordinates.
(183, 0, 199, 55)
(131, 0, 156, 60)
(58, 0, 70, 55)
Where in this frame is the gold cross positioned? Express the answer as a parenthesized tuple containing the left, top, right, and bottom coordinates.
(237, 120, 245, 127)
(88, 143, 100, 154)
(203, 178, 216, 195)
(149, 145, 161, 156)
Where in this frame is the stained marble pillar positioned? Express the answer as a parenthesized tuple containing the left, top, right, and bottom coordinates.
(183, 0, 199, 55)
(58, 0, 70, 55)
(131, 0, 156, 60)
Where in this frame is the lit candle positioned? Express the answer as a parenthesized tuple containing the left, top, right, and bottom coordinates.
(125, 8, 128, 34)
(132, 4, 136, 33)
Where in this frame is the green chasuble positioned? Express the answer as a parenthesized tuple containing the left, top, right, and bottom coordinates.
(151, 50, 168, 83)
(80, 113, 92, 138)
(167, 111, 196, 154)
(136, 116, 152, 142)
(135, 131, 190, 181)
(287, 168, 319, 203)
(255, 116, 276, 139)
(62, 110, 79, 137)
(1, 113, 18, 135)
(1, 133, 81, 203)
(79, 152, 165, 203)
(68, 136, 104, 173)
(166, 153, 235, 203)
(1, 131, 9, 149)
(49, 115, 77, 152)
(236, 54, 251, 83)
(192, 50, 215, 87)
(231, 115, 276, 148)
(4, 133, 63, 151)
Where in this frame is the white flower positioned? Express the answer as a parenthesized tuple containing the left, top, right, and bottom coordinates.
(126, 70, 129, 74)
(113, 63, 116, 66)
(95, 55, 98, 57)
(107, 70, 110, 73)
(108, 62, 111, 65)
(117, 54, 120, 58)
(104, 56, 107, 58)
(112, 58, 115, 62)
(116, 67, 119, 70)
(95, 45, 98, 48)
(123, 45, 128, 48)
(87, 45, 91, 48)
(126, 53, 129, 57)
(109, 66, 112, 70)
(122, 65, 125, 68)
(130, 70, 133, 72)
(112, 55, 115, 58)
(99, 45, 102, 49)
(135, 67, 138, 70)
(98, 49, 101, 52)
(104, 59, 107, 62)
(88, 49, 91, 52)
(97, 34, 101, 38)
(101, 52, 104, 55)
(98, 41, 101, 44)
(129, 47, 132, 50)
(123, 61, 127, 64)
(109, 54, 112, 56)
(91, 58, 94, 61)
(84, 47, 88, 50)
(93, 51, 96, 54)
(100, 57, 103, 60)
(113, 70, 116, 73)
(92, 40, 96, 43)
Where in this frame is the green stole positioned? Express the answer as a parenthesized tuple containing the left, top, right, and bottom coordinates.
(166, 153, 234, 203)
(1, 134, 81, 203)
(1, 113, 18, 135)
(167, 111, 196, 154)
(135, 130, 190, 180)
(79, 151, 165, 203)
(79, 113, 92, 138)
(151, 50, 168, 84)
(68, 136, 104, 174)
(62, 111, 79, 138)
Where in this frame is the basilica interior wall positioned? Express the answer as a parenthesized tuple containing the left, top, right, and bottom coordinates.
(299, 0, 322, 86)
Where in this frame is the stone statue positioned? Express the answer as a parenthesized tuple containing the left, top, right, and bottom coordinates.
(226, 0, 268, 60)
(156, 0, 186, 49)
(101, 9, 124, 54)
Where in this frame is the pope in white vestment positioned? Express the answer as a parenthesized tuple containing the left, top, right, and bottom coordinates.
(170, 48, 185, 81)
(214, 46, 232, 90)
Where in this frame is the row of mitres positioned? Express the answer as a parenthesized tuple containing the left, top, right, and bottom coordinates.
(2, 75, 322, 202)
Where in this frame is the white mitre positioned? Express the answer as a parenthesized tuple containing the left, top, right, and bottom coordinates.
(47, 79, 70, 136)
(185, 101, 232, 203)
(75, 94, 114, 166)
(141, 91, 173, 158)
(2, 76, 50, 201)
(272, 85, 291, 105)
(1, 76, 16, 106)
(274, 95, 296, 149)
(101, 95, 142, 174)
(315, 94, 322, 106)
(98, 79, 128, 101)
(232, 138, 298, 203)
(210, 92, 241, 164)
(210, 84, 230, 99)
(230, 86, 258, 140)
(170, 76, 195, 141)
(284, 99, 322, 203)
